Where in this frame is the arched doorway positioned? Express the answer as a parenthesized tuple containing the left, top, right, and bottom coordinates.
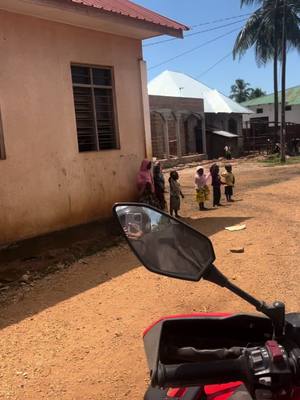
(228, 118, 238, 135)
(185, 114, 203, 154)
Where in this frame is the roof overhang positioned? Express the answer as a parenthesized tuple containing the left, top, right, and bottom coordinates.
(212, 130, 239, 138)
(0, 0, 186, 39)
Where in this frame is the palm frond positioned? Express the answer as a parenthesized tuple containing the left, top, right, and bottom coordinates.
(234, 0, 300, 65)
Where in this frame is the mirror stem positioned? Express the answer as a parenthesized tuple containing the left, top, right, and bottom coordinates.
(203, 265, 285, 338)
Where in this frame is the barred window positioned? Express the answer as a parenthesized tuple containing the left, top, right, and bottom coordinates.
(71, 65, 119, 152)
(0, 108, 6, 160)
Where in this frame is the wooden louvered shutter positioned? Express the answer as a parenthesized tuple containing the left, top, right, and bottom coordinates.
(71, 65, 118, 152)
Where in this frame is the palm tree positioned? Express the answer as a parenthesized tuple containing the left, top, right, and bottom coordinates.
(233, 0, 300, 160)
(236, 0, 281, 131)
(230, 79, 252, 102)
(249, 87, 267, 99)
(281, 0, 287, 162)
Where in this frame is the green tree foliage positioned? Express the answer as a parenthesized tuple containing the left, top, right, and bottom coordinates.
(230, 79, 266, 102)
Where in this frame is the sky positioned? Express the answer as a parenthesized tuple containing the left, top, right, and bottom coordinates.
(135, 0, 300, 97)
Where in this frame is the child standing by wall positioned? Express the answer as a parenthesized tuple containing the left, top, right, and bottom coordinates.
(169, 171, 184, 218)
(136, 159, 154, 196)
(195, 166, 210, 211)
(210, 164, 223, 208)
(222, 164, 235, 202)
(139, 182, 161, 208)
(153, 162, 166, 210)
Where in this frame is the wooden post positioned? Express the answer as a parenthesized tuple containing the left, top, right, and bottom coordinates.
(201, 117, 207, 156)
(245, 121, 249, 154)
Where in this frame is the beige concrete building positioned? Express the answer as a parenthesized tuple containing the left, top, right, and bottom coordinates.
(0, 0, 186, 244)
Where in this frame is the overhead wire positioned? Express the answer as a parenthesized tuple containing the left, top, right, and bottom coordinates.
(143, 18, 248, 47)
(196, 52, 233, 78)
(190, 12, 251, 28)
(148, 26, 242, 71)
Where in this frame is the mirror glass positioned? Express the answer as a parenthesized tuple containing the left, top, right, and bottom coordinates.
(114, 204, 215, 281)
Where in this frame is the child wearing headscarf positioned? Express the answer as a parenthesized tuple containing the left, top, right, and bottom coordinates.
(153, 162, 166, 210)
(137, 159, 154, 196)
(169, 171, 184, 218)
(139, 182, 161, 209)
(195, 166, 210, 211)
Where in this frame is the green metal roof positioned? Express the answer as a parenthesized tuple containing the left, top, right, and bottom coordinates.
(242, 85, 300, 107)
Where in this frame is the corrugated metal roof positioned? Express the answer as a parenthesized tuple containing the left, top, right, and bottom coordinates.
(148, 71, 253, 114)
(70, 0, 188, 32)
(242, 85, 300, 107)
(212, 130, 239, 138)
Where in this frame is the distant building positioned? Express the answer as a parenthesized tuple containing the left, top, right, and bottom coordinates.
(242, 86, 300, 126)
(149, 95, 205, 162)
(148, 71, 252, 160)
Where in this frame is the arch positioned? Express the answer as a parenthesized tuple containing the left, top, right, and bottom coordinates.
(185, 114, 204, 155)
(150, 111, 165, 158)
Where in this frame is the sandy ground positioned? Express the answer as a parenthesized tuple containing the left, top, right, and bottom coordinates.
(0, 161, 300, 400)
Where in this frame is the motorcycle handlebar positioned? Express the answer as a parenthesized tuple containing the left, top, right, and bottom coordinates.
(155, 356, 250, 388)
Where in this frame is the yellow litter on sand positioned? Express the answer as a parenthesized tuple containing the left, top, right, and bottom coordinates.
(225, 224, 246, 232)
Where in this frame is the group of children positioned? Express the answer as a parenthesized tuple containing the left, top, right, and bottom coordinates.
(195, 164, 235, 211)
(136, 159, 235, 218)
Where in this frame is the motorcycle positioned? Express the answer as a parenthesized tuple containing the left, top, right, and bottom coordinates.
(113, 203, 300, 400)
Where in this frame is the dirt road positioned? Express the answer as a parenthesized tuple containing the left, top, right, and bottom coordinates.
(1, 161, 300, 399)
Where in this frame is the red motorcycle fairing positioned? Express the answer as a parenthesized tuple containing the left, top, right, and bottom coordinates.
(145, 374, 300, 400)
(144, 378, 245, 400)
(143, 313, 292, 400)
(143, 313, 231, 337)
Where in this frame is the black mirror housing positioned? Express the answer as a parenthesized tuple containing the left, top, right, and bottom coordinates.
(113, 203, 216, 282)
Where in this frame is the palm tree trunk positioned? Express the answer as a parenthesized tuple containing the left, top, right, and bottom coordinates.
(280, 0, 287, 163)
(274, 0, 279, 134)
(274, 47, 279, 135)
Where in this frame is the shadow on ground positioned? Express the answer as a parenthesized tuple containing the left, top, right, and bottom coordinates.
(0, 215, 252, 330)
(182, 216, 251, 237)
(0, 247, 138, 330)
(0, 218, 124, 284)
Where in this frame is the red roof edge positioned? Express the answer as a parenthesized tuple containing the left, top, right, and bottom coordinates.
(70, 0, 189, 36)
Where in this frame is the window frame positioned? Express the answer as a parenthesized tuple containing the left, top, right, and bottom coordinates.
(71, 63, 120, 153)
(0, 108, 6, 160)
(256, 108, 263, 114)
(285, 105, 292, 111)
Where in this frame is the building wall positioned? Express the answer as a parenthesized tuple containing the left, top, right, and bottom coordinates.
(0, 10, 146, 244)
(151, 112, 165, 158)
(243, 104, 300, 125)
(205, 113, 243, 158)
(206, 113, 243, 136)
(149, 96, 205, 159)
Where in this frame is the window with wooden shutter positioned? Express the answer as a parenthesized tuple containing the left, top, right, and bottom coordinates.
(0, 108, 6, 160)
(71, 65, 118, 152)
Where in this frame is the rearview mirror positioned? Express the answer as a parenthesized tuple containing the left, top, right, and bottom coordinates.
(113, 203, 215, 281)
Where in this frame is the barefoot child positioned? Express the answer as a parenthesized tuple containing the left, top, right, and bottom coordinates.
(169, 171, 184, 218)
(195, 166, 210, 211)
(222, 164, 235, 202)
(210, 164, 223, 207)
